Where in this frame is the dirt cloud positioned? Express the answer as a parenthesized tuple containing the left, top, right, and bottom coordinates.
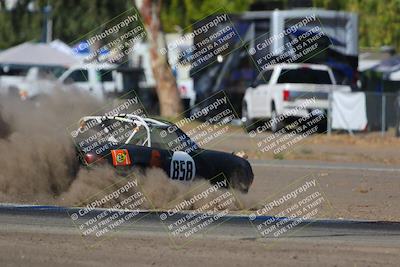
(0, 89, 100, 203)
(0, 89, 256, 211)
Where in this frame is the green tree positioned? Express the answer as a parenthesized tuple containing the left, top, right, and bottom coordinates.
(138, 0, 253, 116)
(160, 0, 253, 33)
(313, 0, 400, 51)
(0, 0, 42, 49)
(0, 0, 134, 49)
(0, 0, 254, 116)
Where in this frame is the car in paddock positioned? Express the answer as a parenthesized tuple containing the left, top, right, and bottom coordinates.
(73, 114, 254, 193)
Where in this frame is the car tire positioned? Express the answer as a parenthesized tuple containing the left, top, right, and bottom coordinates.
(270, 105, 284, 133)
(229, 168, 250, 193)
(242, 102, 255, 132)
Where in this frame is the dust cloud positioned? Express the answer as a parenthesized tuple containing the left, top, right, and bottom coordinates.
(59, 167, 257, 212)
(0, 89, 100, 204)
(0, 89, 255, 212)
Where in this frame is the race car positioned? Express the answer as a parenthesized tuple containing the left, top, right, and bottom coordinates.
(73, 114, 254, 193)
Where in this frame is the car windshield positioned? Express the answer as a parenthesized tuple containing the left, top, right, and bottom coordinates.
(149, 126, 199, 153)
(278, 68, 332, 84)
(76, 118, 199, 153)
(75, 119, 143, 152)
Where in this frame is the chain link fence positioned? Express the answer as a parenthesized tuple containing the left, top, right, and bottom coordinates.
(326, 91, 400, 137)
(365, 91, 399, 135)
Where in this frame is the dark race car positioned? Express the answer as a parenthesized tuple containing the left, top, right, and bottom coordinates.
(73, 114, 254, 193)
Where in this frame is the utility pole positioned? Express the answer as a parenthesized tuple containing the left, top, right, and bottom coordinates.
(42, 3, 52, 43)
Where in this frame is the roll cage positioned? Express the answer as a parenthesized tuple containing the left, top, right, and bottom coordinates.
(77, 114, 170, 148)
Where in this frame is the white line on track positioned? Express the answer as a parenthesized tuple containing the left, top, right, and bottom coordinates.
(250, 160, 400, 172)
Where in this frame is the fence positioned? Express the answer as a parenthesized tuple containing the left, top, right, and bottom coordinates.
(327, 91, 400, 136)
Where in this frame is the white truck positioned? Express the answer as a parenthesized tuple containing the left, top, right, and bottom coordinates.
(2, 64, 122, 101)
(58, 63, 123, 100)
(17, 67, 59, 100)
(242, 63, 351, 132)
(0, 65, 65, 99)
(0, 65, 30, 96)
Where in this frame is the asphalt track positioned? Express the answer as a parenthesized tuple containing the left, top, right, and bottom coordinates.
(1, 204, 400, 243)
(249, 159, 400, 173)
(1, 204, 400, 266)
(1, 160, 400, 266)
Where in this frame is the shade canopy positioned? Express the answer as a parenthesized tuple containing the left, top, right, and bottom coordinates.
(0, 42, 80, 67)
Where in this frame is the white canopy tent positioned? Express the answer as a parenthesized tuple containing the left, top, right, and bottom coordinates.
(0, 41, 80, 67)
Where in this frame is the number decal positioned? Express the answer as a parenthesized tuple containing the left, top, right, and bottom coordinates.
(170, 151, 196, 181)
(172, 160, 179, 179)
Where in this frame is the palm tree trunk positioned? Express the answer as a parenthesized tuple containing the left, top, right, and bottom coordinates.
(139, 0, 182, 117)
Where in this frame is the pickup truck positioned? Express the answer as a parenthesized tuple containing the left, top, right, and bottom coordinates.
(242, 63, 351, 132)
(5, 64, 122, 101)
(58, 63, 124, 100)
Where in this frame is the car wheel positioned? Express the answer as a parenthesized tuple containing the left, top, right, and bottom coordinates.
(242, 102, 255, 132)
(229, 168, 251, 194)
(270, 105, 284, 133)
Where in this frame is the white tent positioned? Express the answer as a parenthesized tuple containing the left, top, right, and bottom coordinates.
(0, 42, 80, 67)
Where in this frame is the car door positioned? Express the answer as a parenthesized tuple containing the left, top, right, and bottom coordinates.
(62, 68, 104, 100)
(98, 69, 117, 94)
(113, 126, 197, 182)
(63, 69, 89, 89)
(148, 127, 197, 182)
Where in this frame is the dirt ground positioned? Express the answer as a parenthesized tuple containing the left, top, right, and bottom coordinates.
(210, 129, 400, 165)
(1, 119, 399, 267)
(1, 230, 399, 267)
(248, 164, 400, 221)
(207, 130, 400, 221)
(1, 102, 399, 222)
